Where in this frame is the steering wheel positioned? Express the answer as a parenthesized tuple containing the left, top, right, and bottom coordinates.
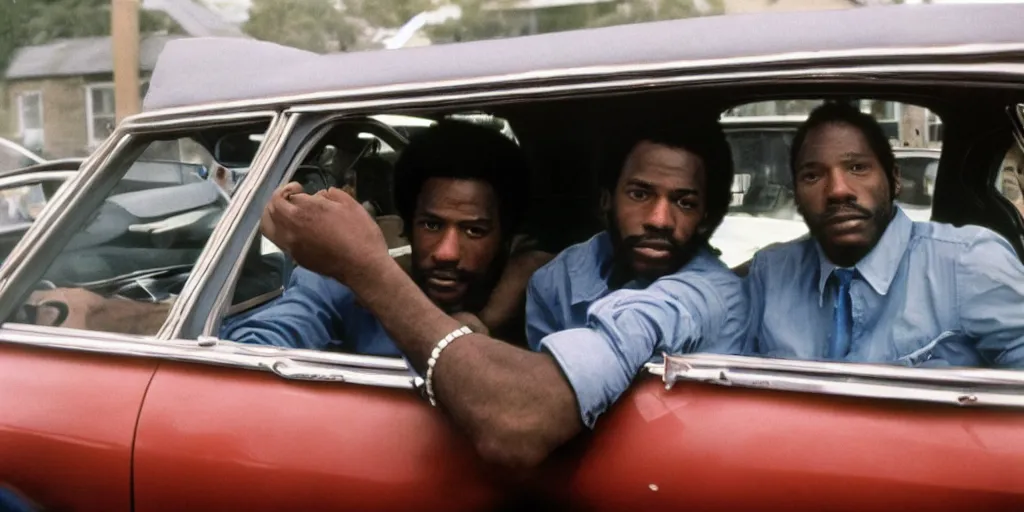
(14, 280, 69, 327)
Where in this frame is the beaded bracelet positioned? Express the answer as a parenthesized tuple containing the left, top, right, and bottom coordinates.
(424, 325, 473, 407)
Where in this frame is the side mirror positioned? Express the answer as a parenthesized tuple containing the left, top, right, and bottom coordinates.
(213, 132, 263, 168)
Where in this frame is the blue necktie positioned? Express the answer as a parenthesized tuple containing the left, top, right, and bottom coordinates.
(829, 268, 855, 360)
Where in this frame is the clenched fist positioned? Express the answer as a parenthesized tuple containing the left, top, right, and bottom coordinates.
(261, 183, 391, 288)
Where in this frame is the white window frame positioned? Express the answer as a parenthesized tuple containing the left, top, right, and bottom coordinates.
(85, 83, 117, 149)
(16, 91, 44, 146)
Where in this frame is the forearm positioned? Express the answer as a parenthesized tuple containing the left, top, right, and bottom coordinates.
(341, 258, 582, 466)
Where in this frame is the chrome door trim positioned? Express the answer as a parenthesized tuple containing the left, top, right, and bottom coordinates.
(648, 354, 1024, 409)
(0, 323, 415, 389)
(126, 43, 1024, 121)
(158, 113, 293, 339)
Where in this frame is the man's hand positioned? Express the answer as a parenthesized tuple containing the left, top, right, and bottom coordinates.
(477, 249, 553, 337)
(261, 183, 389, 285)
(452, 311, 489, 336)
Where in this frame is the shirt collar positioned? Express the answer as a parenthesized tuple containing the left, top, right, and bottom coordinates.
(568, 231, 615, 305)
(815, 206, 913, 303)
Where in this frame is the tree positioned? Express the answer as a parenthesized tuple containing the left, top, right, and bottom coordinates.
(0, 0, 181, 74)
(426, 0, 723, 44)
(344, 0, 437, 29)
(244, 0, 359, 53)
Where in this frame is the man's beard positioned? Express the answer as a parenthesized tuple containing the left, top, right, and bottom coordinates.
(606, 211, 703, 286)
(803, 199, 893, 266)
(410, 250, 507, 315)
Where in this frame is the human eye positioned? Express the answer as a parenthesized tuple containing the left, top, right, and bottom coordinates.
(419, 219, 442, 231)
(676, 198, 699, 210)
(626, 189, 649, 201)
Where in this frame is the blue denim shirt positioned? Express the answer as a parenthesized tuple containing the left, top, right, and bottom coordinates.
(746, 207, 1024, 368)
(221, 266, 402, 357)
(527, 231, 750, 427)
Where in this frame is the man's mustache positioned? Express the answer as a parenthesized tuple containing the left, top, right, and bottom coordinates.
(822, 201, 873, 221)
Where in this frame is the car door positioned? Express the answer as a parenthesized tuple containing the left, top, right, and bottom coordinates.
(0, 166, 158, 512)
(0, 114, 277, 512)
(127, 112, 506, 512)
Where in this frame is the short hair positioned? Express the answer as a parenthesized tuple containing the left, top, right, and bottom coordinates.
(789, 102, 897, 195)
(602, 120, 735, 241)
(393, 119, 530, 236)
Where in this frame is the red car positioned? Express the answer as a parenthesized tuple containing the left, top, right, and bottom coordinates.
(2, 3, 1024, 511)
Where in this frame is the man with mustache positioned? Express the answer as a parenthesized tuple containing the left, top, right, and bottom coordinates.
(524, 122, 746, 354)
(258, 118, 750, 466)
(746, 102, 1024, 367)
(222, 120, 538, 353)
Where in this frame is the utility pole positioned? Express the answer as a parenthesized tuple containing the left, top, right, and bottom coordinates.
(111, 0, 141, 123)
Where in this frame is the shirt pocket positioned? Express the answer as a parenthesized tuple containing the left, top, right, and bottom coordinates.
(894, 330, 980, 367)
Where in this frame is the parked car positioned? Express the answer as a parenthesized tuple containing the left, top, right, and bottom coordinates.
(2, 3, 1024, 511)
(894, 147, 942, 206)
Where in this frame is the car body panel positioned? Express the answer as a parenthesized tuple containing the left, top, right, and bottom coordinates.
(132, 361, 502, 512)
(133, 363, 1024, 511)
(550, 377, 1024, 511)
(0, 341, 157, 512)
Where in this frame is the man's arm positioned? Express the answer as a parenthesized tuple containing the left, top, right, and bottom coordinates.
(956, 230, 1024, 368)
(524, 270, 563, 351)
(741, 252, 768, 357)
(263, 185, 733, 468)
(263, 185, 583, 467)
(347, 257, 583, 468)
(477, 248, 554, 339)
(221, 267, 347, 350)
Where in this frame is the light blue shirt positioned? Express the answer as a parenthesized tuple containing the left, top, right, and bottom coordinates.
(527, 231, 750, 427)
(746, 207, 1024, 368)
(221, 266, 402, 357)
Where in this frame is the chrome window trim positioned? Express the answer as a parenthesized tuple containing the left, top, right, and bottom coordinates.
(198, 113, 395, 338)
(282, 63, 1024, 118)
(0, 132, 133, 310)
(0, 111, 280, 335)
(158, 112, 292, 339)
(128, 43, 1024, 121)
(198, 115, 331, 337)
(647, 354, 1024, 409)
(1012, 104, 1024, 154)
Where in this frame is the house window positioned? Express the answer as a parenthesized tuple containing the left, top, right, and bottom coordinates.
(17, 91, 44, 150)
(86, 84, 116, 148)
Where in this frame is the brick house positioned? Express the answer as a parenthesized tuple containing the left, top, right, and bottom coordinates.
(2, 0, 245, 160)
(3, 36, 181, 159)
